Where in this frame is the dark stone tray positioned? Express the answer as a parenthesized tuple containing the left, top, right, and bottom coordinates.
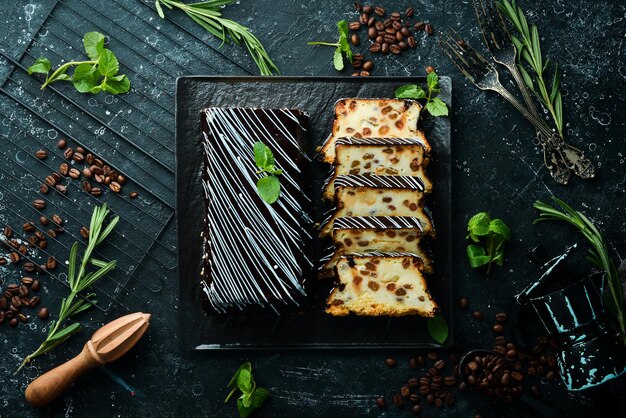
(175, 76, 453, 350)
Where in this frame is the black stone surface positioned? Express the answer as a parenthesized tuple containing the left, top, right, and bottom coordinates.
(0, 0, 625, 417)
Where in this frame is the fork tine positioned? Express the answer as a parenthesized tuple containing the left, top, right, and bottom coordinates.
(438, 32, 479, 82)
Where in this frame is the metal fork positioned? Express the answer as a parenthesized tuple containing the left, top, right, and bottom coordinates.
(473, 0, 594, 182)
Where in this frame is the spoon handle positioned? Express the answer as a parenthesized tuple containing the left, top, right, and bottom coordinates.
(25, 344, 101, 407)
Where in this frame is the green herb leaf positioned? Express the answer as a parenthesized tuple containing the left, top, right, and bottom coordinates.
(488, 218, 511, 241)
(98, 49, 119, 77)
(83, 31, 105, 60)
(237, 368, 253, 394)
(466, 244, 491, 267)
(28, 58, 51, 75)
(72, 63, 100, 93)
(256, 176, 280, 204)
(467, 212, 491, 240)
(425, 97, 449, 116)
(154, 0, 165, 18)
(227, 362, 252, 389)
(337, 20, 349, 39)
(395, 84, 426, 99)
(104, 74, 131, 94)
(253, 142, 274, 169)
(427, 315, 448, 344)
(333, 47, 344, 71)
(427, 71, 439, 91)
(226, 362, 270, 418)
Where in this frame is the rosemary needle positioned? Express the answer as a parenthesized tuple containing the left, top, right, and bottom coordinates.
(16, 204, 119, 374)
(155, 0, 280, 76)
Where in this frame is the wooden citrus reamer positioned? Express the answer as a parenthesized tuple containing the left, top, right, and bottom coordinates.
(25, 312, 150, 407)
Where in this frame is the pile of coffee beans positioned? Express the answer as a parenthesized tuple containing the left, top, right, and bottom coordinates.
(376, 305, 559, 415)
(0, 276, 48, 328)
(1, 224, 59, 274)
(37, 138, 138, 199)
(348, 3, 436, 76)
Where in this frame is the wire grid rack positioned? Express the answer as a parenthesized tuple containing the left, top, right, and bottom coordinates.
(0, 0, 251, 311)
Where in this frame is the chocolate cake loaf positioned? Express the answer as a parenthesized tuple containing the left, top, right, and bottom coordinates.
(200, 107, 312, 314)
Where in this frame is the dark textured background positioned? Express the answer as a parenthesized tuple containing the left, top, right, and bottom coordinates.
(0, 0, 624, 417)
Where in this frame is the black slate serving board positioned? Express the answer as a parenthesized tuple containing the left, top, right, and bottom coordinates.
(176, 76, 453, 350)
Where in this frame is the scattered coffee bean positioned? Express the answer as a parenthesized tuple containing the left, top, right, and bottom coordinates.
(401, 385, 410, 397)
(80, 226, 90, 239)
(458, 297, 469, 309)
(46, 256, 57, 270)
(424, 23, 434, 35)
(375, 396, 386, 409)
(31, 280, 40, 292)
(492, 324, 504, 333)
(392, 393, 404, 407)
(349, 21, 361, 31)
(33, 199, 46, 210)
(35, 150, 48, 159)
(23, 262, 35, 272)
(385, 357, 397, 367)
(495, 312, 508, 322)
(374, 6, 385, 16)
(473, 311, 484, 320)
(40, 183, 49, 194)
(69, 168, 81, 179)
(414, 21, 425, 30)
(405, 6, 414, 17)
(351, 34, 360, 46)
(55, 184, 67, 194)
(38, 307, 49, 320)
(57, 138, 67, 149)
(411, 404, 422, 414)
(426, 65, 435, 74)
(9, 317, 18, 327)
(10, 252, 20, 264)
(64, 147, 74, 159)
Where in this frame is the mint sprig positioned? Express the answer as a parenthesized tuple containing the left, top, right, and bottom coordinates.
(253, 142, 282, 204)
(28, 31, 130, 95)
(427, 315, 449, 344)
(225, 362, 270, 418)
(308, 20, 353, 71)
(466, 212, 511, 274)
(395, 70, 449, 117)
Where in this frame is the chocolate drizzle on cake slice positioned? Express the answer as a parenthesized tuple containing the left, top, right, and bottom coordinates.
(201, 107, 311, 314)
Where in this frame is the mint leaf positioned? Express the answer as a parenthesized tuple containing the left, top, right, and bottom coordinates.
(237, 368, 253, 394)
(257, 176, 280, 204)
(250, 387, 270, 408)
(83, 32, 105, 60)
(98, 49, 119, 77)
(28, 58, 51, 75)
(425, 97, 449, 116)
(489, 218, 511, 241)
(395, 84, 426, 99)
(104, 74, 130, 94)
(467, 212, 491, 240)
(427, 71, 439, 91)
(228, 362, 252, 389)
(466, 244, 491, 267)
(333, 47, 344, 71)
(237, 387, 270, 418)
(427, 315, 448, 344)
(72, 63, 100, 93)
(253, 142, 273, 169)
(337, 20, 349, 39)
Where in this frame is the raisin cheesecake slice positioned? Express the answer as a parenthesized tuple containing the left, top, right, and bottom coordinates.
(319, 175, 434, 237)
(320, 99, 425, 163)
(320, 216, 433, 276)
(326, 253, 438, 317)
(322, 137, 432, 200)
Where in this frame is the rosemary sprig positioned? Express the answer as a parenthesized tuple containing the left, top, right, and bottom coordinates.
(534, 197, 625, 346)
(16, 204, 119, 374)
(155, 0, 280, 76)
(498, 0, 563, 137)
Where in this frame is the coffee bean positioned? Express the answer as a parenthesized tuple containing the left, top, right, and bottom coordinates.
(9, 317, 18, 327)
(7, 284, 18, 293)
(350, 34, 361, 46)
(390, 43, 401, 55)
(414, 21, 425, 30)
(383, 33, 396, 44)
(349, 21, 361, 30)
(85, 153, 94, 165)
(23, 262, 35, 272)
(58, 163, 69, 177)
(392, 393, 404, 407)
(381, 42, 390, 54)
(506, 349, 517, 359)
(374, 6, 385, 16)
(492, 324, 504, 333)
(80, 226, 90, 239)
(411, 404, 422, 414)
(385, 357, 397, 367)
(495, 312, 508, 322)
(3, 225, 13, 239)
(10, 252, 20, 264)
(425, 393, 434, 405)
(20, 277, 33, 286)
(40, 183, 49, 194)
(21, 222, 35, 233)
(31, 280, 40, 292)
(55, 184, 67, 194)
(367, 16, 375, 27)
(46, 256, 57, 270)
(443, 376, 456, 386)
(28, 296, 41, 308)
(45, 175, 56, 187)
(366, 26, 377, 40)
(33, 199, 46, 210)
(369, 43, 382, 53)
(126, 191, 138, 200)
(38, 307, 49, 320)
(473, 311, 484, 320)
(69, 168, 81, 179)
(64, 147, 74, 159)
(57, 138, 67, 149)
(424, 23, 434, 35)
(458, 297, 469, 309)
(352, 60, 363, 69)
(375, 396, 385, 409)
(405, 7, 415, 17)
(91, 187, 103, 197)
(38, 239, 47, 249)
(428, 367, 438, 377)
(545, 370, 555, 381)
(360, 61, 373, 72)
(407, 377, 419, 388)
(18, 285, 29, 297)
(401, 385, 410, 397)
(109, 181, 122, 193)
(35, 150, 48, 159)
(362, 4, 372, 14)
(11, 295, 22, 308)
(73, 152, 85, 163)
(18, 313, 28, 323)
(359, 70, 370, 77)
(392, 20, 403, 31)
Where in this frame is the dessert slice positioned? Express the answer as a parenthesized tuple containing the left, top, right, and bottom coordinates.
(200, 107, 312, 314)
(320, 98, 426, 163)
(322, 137, 432, 200)
(319, 175, 434, 237)
(326, 253, 438, 317)
(320, 216, 433, 276)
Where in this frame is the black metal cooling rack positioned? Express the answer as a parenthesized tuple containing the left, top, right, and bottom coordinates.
(0, 0, 253, 312)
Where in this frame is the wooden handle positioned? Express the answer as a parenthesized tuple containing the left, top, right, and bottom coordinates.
(25, 344, 101, 407)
